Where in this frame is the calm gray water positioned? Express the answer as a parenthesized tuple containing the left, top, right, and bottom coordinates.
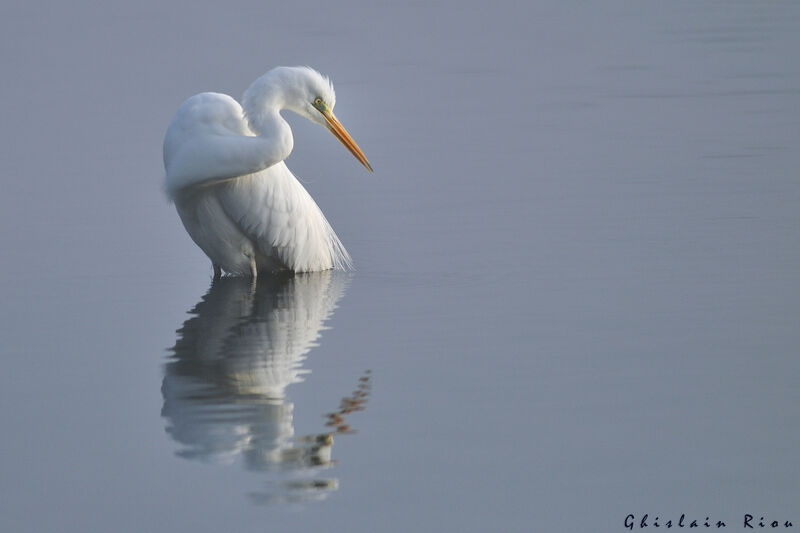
(1, 1, 799, 531)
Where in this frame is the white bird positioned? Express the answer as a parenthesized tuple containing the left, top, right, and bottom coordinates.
(163, 66, 372, 277)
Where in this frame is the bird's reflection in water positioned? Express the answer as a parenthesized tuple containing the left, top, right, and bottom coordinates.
(161, 272, 371, 505)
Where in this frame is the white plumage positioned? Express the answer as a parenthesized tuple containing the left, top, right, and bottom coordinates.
(163, 67, 371, 276)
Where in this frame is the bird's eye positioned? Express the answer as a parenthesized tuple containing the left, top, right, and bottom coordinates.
(314, 97, 323, 108)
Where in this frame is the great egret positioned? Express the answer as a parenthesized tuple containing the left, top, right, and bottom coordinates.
(163, 66, 372, 277)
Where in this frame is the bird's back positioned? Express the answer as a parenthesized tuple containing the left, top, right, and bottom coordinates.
(164, 92, 250, 167)
(164, 92, 272, 196)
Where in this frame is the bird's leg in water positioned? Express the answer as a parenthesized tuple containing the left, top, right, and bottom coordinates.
(249, 257, 258, 280)
(213, 264, 222, 279)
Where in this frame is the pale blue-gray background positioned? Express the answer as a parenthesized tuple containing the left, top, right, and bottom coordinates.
(1, 1, 798, 531)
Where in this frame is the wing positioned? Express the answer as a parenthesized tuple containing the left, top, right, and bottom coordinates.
(163, 93, 282, 197)
(215, 163, 352, 272)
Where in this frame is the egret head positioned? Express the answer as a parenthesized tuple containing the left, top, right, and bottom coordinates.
(244, 66, 372, 172)
(294, 67, 372, 173)
(291, 67, 337, 126)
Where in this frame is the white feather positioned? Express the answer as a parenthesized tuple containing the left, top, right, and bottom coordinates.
(163, 67, 360, 274)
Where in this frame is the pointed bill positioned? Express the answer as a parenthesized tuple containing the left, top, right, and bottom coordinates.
(321, 111, 373, 172)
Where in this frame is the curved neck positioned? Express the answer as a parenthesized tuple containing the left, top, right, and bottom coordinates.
(249, 109, 294, 163)
(242, 77, 294, 165)
(242, 72, 293, 134)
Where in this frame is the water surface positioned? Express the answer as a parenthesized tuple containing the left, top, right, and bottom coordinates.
(0, 1, 798, 532)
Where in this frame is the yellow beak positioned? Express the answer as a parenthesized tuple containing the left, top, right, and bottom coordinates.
(321, 110, 373, 172)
